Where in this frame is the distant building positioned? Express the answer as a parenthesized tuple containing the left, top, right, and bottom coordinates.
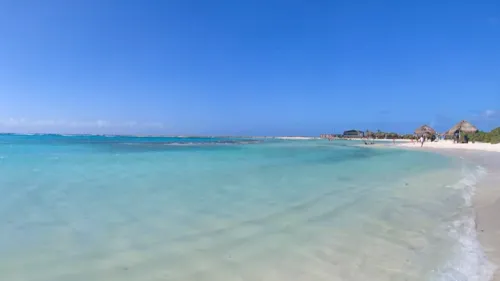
(320, 134, 340, 139)
(342, 130, 364, 138)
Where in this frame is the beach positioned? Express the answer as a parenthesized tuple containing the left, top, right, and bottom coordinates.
(396, 141, 500, 280)
(399, 139, 500, 152)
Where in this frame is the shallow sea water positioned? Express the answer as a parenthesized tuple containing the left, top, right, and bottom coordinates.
(0, 135, 492, 281)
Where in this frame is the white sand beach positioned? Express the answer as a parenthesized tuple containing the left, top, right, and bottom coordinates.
(331, 138, 412, 142)
(398, 139, 500, 152)
(275, 136, 318, 140)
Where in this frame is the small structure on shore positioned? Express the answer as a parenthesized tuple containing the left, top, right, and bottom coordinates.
(365, 130, 375, 139)
(446, 120, 478, 135)
(320, 134, 338, 139)
(343, 130, 364, 138)
(414, 125, 436, 137)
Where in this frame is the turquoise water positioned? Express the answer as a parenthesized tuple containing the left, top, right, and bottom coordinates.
(0, 135, 489, 280)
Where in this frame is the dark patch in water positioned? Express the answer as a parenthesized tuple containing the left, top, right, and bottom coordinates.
(0, 134, 262, 153)
(337, 176, 352, 182)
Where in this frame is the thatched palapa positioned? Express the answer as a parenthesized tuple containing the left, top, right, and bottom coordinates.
(414, 125, 436, 136)
(446, 120, 478, 135)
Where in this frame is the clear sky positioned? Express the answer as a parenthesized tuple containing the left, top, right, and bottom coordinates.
(0, 0, 499, 135)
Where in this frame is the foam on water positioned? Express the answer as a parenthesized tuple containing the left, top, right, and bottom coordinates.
(0, 135, 495, 281)
(432, 164, 496, 281)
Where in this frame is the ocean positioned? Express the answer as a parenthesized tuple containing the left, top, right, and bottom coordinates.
(0, 135, 492, 281)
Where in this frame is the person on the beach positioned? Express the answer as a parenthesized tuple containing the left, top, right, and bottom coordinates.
(420, 136, 424, 147)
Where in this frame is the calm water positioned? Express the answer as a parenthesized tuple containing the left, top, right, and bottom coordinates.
(0, 135, 491, 281)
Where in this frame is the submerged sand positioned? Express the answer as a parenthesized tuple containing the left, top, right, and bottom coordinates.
(396, 145, 500, 281)
(441, 150, 500, 281)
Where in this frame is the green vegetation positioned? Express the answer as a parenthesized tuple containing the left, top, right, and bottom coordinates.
(365, 127, 500, 143)
(337, 127, 500, 143)
(365, 130, 403, 139)
(399, 134, 415, 139)
(467, 127, 500, 144)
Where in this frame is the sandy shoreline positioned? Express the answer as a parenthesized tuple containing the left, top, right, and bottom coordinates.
(399, 139, 500, 152)
(454, 150, 500, 281)
(331, 138, 413, 142)
(393, 143, 500, 280)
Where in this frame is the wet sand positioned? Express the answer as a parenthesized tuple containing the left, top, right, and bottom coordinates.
(344, 141, 500, 279)
(409, 148, 500, 280)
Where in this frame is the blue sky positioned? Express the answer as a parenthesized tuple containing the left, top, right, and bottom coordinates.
(0, 0, 499, 135)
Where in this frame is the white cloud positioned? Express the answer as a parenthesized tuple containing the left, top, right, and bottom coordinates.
(0, 118, 165, 132)
(483, 109, 496, 118)
(96, 120, 109, 128)
(469, 109, 498, 121)
(0, 118, 27, 126)
(32, 120, 66, 126)
(125, 121, 138, 127)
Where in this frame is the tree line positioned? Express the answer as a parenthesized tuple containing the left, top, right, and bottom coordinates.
(365, 127, 500, 144)
(467, 127, 500, 144)
(364, 130, 414, 139)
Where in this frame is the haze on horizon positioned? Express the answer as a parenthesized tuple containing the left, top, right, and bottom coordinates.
(0, 0, 499, 136)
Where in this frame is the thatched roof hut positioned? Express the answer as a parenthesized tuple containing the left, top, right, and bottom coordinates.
(414, 125, 436, 136)
(446, 120, 478, 135)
